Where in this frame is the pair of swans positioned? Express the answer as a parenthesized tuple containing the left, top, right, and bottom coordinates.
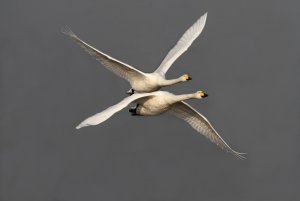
(63, 13, 245, 159)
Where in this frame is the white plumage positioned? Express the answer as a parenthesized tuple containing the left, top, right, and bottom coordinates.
(76, 91, 245, 159)
(62, 13, 207, 93)
(155, 13, 207, 76)
(65, 12, 245, 159)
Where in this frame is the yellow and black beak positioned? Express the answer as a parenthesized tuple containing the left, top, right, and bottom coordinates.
(186, 76, 192, 80)
(200, 92, 208, 98)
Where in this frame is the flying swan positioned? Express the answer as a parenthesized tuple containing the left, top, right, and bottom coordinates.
(76, 91, 246, 159)
(62, 13, 207, 94)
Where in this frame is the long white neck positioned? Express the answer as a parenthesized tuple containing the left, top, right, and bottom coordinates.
(171, 93, 196, 104)
(159, 78, 182, 87)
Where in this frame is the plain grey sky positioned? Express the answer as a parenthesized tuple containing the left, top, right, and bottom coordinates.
(1, 0, 300, 200)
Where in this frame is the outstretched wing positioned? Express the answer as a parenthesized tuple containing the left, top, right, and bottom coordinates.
(169, 101, 246, 159)
(62, 27, 146, 82)
(155, 13, 207, 76)
(76, 93, 154, 129)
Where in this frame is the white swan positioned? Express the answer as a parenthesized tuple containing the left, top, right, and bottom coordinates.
(76, 91, 245, 159)
(62, 13, 207, 94)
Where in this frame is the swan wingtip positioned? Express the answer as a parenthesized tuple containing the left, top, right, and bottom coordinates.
(61, 26, 77, 38)
(75, 124, 83, 129)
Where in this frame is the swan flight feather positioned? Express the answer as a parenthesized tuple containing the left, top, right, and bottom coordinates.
(169, 101, 246, 159)
(61, 27, 146, 82)
(155, 13, 207, 76)
(76, 93, 154, 129)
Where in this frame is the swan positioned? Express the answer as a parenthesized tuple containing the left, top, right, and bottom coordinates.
(62, 13, 207, 94)
(76, 91, 245, 159)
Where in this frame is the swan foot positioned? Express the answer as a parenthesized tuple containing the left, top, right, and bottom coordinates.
(129, 104, 139, 115)
(126, 88, 135, 96)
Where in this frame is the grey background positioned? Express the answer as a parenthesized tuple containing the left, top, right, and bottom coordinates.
(1, 0, 299, 200)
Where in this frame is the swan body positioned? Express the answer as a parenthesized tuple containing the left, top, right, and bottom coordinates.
(62, 12, 207, 93)
(76, 91, 245, 159)
(129, 73, 187, 92)
(135, 91, 195, 115)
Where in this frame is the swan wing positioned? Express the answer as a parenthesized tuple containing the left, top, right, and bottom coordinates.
(169, 101, 246, 159)
(76, 93, 154, 129)
(154, 13, 207, 76)
(62, 27, 146, 82)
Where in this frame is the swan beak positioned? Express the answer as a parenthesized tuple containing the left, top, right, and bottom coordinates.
(187, 76, 192, 80)
(200, 92, 208, 98)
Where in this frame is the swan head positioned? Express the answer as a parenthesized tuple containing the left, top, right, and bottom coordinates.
(181, 74, 192, 82)
(195, 91, 208, 99)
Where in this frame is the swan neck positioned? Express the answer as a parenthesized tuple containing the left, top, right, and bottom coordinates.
(172, 94, 195, 103)
(160, 78, 182, 86)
